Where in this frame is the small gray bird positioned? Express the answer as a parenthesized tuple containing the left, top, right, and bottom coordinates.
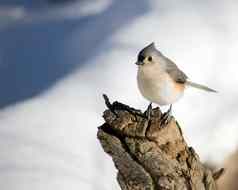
(135, 42, 217, 124)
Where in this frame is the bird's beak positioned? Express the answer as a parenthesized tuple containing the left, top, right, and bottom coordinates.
(135, 61, 144, 65)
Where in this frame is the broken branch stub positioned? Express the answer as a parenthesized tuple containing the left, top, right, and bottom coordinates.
(97, 95, 217, 190)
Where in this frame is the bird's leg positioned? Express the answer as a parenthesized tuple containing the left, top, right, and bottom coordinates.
(144, 102, 152, 120)
(160, 104, 173, 126)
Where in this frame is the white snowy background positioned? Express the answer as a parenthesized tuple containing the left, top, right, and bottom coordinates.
(0, 0, 237, 189)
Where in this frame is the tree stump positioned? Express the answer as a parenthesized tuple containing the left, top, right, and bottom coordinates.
(97, 95, 220, 190)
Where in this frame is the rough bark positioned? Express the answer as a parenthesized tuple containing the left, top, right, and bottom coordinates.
(97, 95, 220, 190)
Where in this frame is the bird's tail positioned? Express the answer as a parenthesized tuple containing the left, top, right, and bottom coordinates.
(186, 81, 217, 93)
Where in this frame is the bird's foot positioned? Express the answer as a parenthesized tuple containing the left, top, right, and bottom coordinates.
(143, 103, 153, 120)
(160, 105, 173, 127)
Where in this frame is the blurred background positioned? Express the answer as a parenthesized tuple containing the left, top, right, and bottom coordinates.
(0, 0, 237, 189)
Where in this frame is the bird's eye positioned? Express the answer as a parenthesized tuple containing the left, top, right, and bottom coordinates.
(148, 56, 152, 62)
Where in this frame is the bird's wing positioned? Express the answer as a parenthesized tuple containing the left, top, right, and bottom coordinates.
(164, 57, 188, 84)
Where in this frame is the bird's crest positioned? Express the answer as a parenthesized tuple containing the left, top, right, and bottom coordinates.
(139, 42, 162, 57)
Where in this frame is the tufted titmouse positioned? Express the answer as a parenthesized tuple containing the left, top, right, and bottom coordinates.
(135, 42, 217, 124)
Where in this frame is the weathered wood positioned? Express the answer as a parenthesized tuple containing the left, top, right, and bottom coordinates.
(97, 95, 218, 190)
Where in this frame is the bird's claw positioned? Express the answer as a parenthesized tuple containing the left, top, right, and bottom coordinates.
(160, 105, 172, 127)
(160, 114, 172, 127)
(144, 103, 153, 120)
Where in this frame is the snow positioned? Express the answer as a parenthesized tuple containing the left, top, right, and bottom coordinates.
(0, 0, 238, 189)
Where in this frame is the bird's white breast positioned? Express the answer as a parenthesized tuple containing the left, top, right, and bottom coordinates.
(137, 65, 184, 106)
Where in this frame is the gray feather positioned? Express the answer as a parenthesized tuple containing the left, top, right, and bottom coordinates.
(164, 56, 188, 84)
(186, 81, 217, 92)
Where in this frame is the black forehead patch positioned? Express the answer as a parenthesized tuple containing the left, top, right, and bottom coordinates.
(138, 54, 145, 62)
